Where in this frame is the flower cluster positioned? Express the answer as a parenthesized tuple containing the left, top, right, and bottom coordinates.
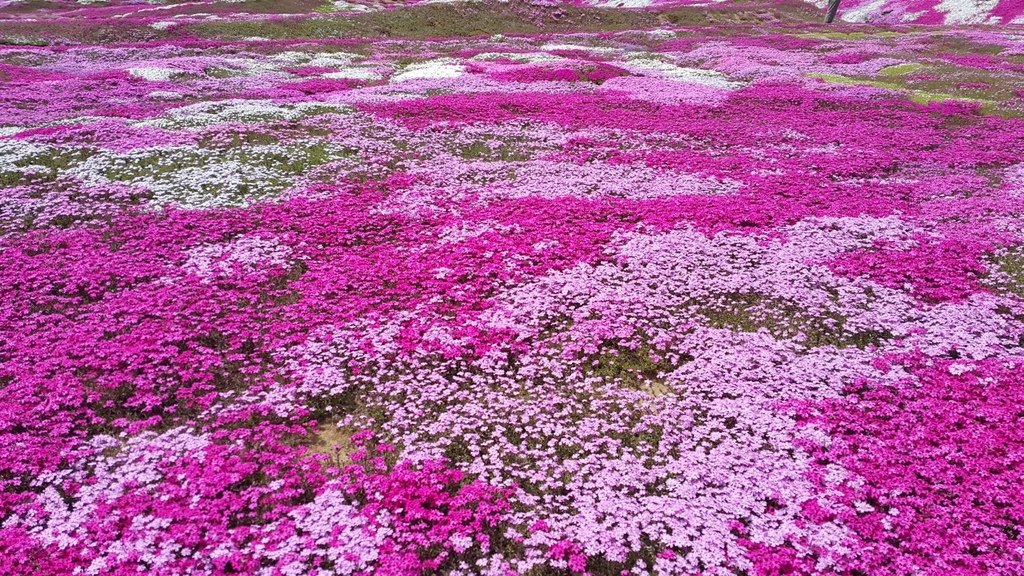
(1, 1, 1024, 575)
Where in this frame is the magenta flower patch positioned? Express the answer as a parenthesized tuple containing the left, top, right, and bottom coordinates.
(1, 1, 1023, 574)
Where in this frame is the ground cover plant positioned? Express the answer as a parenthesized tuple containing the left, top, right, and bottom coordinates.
(1, 0, 1023, 574)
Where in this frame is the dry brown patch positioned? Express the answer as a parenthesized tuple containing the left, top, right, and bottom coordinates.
(307, 422, 353, 467)
(642, 381, 673, 397)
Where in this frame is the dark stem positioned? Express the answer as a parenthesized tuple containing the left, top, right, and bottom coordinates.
(825, 0, 841, 23)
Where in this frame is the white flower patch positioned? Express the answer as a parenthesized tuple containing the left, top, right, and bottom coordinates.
(948, 362, 976, 376)
(146, 90, 184, 100)
(323, 68, 382, 81)
(213, 56, 283, 78)
(149, 21, 177, 31)
(901, 10, 928, 22)
(647, 29, 677, 39)
(625, 56, 743, 89)
(0, 139, 52, 172)
(840, 0, 889, 22)
(273, 51, 363, 69)
(137, 99, 349, 130)
(271, 51, 317, 65)
(150, 160, 280, 207)
(328, 0, 372, 11)
(540, 43, 622, 54)
(72, 149, 278, 209)
(307, 53, 365, 68)
(391, 59, 465, 82)
(70, 142, 342, 209)
(470, 51, 566, 64)
(127, 67, 182, 81)
(935, 0, 999, 25)
(269, 50, 383, 81)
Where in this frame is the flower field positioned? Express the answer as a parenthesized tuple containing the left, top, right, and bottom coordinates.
(1, 1, 1023, 575)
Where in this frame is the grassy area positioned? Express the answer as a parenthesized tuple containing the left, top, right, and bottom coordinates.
(0, 146, 95, 187)
(0, 0, 824, 45)
(699, 292, 891, 349)
(588, 342, 682, 393)
(993, 247, 1024, 298)
(810, 61, 1024, 116)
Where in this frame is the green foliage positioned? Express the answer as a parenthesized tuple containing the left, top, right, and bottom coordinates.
(457, 139, 533, 162)
(993, 248, 1024, 297)
(0, 147, 94, 187)
(191, 0, 818, 41)
(588, 342, 683, 392)
(699, 292, 890, 349)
